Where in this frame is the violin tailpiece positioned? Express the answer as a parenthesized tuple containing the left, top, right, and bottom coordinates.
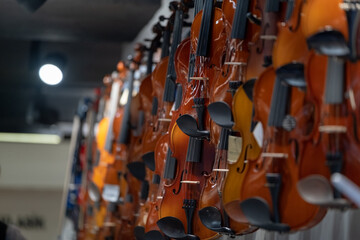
(183, 199, 197, 234)
(266, 173, 282, 223)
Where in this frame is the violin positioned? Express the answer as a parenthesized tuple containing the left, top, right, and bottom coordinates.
(237, 0, 326, 231)
(157, 0, 229, 239)
(297, 0, 360, 208)
(140, 34, 193, 240)
(221, 0, 280, 223)
(131, 2, 194, 239)
(132, 27, 162, 235)
(88, 71, 125, 239)
(196, 0, 263, 236)
(77, 91, 102, 240)
(112, 46, 147, 239)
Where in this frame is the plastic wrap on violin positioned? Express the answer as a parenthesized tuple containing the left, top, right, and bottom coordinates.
(157, 0, 228, 239)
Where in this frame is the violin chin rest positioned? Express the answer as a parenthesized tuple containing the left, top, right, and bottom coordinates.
(198, 206, 234, 235)
(142, 151, 155, 171)
(297, 175, 352, 208)
(144, 230, 166, 240)
(224, 200, 249, 223)
(207, 102, 234, 129)
(276, 63, 306, 89)
(134, 226, 145, 240)
(157, 216, 187, 239)
(307, 30, 350, 57)
(157, 216, 199, 240)
(240, 197, 290, 232)
(127, 161, 146, 181)
(176, 114, 209, 139)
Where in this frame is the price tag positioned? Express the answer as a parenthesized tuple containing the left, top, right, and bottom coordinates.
(227, 135, 242, 164)
(253, 122, 264, 148)
(102, 184, 120, 202)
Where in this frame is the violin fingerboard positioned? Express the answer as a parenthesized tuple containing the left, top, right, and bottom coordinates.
(231, 0, 250, 39)
(268, 77, 290, 127)
(325, 57, 344, 104)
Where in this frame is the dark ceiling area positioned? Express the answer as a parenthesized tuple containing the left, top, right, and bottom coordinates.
(0, 0, 161, 134)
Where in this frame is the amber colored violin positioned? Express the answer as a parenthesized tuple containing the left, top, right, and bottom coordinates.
(236, 0, 326, 231)
(87, 69, 127, 239)
(221, 0, 283, 224)
(297, 0, 360, 209)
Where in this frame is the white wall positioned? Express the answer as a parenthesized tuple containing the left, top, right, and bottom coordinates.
(0, 141, 70, 240)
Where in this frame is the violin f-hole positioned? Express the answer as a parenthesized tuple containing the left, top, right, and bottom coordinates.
(288, 138, 299, 164)
(173, 169, 187, 195)
(351, 112, 360, 143)
(256, 23, 269, 55)
(237, 144, 252, 174)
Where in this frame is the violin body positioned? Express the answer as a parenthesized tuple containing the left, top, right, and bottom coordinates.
(241, 64, 325, 230)
(299, 53, 360, 193)
(159, 5, 227, 239)
(144, 36, 192, 233)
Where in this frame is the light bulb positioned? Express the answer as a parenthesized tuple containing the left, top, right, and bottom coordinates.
(39, 64, 63, 85)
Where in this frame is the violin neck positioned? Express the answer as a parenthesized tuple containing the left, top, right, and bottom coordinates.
(267, 76, 290, 128)
(161, 30, 171, 59)
(194, 0, 204, 16)
(196, 0, 214, 57)
(104, 81, 121, 152)
(146, 48, 154, 75)
(117, 70, 135, 144)
(164, 7, 185, 103)
(231, 0, 250, 39)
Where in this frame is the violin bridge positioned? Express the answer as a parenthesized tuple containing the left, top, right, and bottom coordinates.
(103, 222, 116, 227)
(157, 196, 163, 200)
(212, 168, 229, 172)
(180, 180, 200, 184)
(348, 89, 357, 111)
(319, 125, 347, 133)
(189, 77, 209, 81)
(158, 118, 172, 122)
(261, 153, 288, 158)
(260, 35, 277, 40)
(224, 62, 247, 66)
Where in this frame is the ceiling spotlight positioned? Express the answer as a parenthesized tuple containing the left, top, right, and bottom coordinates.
(39, 64, 63, 85)
(38, 53, 66, 86)
(16, 0, 47, 12)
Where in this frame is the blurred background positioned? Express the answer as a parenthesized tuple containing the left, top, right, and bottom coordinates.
(0, 0, 169, 239)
